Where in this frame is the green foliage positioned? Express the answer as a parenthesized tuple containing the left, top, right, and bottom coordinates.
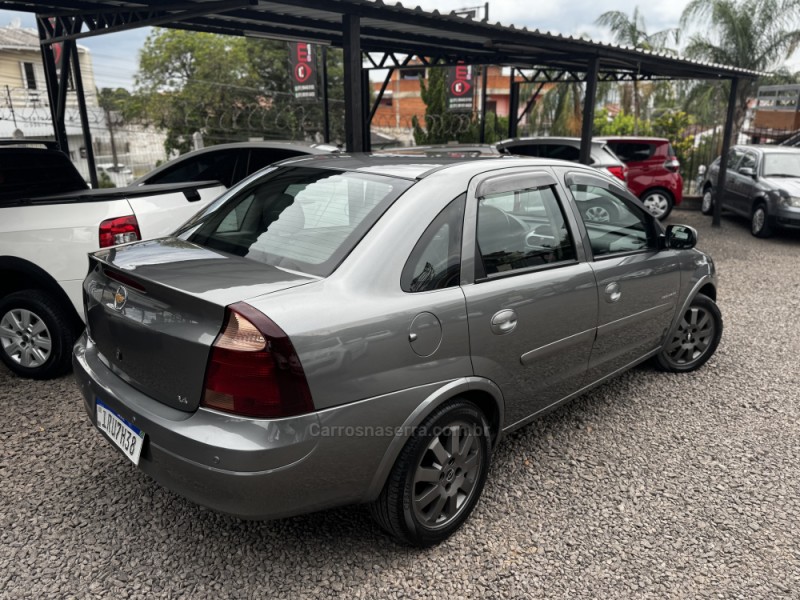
(593, 110, 652, 136)
(132, 29, 344, 155)
(97, 170, 116, 188)
(412, 68, 474, 144)
(680, 0, 800, 134)
(653, 111, 694, 172)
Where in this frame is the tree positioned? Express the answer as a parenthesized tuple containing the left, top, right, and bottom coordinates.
(133, 29, 344, 154)
(412, 68, 474, 144)
(595, 7, 677, 133)
(681, 0, 800, 137)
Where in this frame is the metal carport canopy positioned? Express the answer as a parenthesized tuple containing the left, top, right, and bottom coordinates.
(9, 0, 760, 226)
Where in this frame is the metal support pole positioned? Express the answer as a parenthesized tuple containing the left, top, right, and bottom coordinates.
(362, 69, 371, 151)
(714, 77, 740, 228)
(321, 46, 330, 143)
(479, 65, 489, 143)
(342, 14, 363, 152)
(579, 57, 599, 166)
(508, 74, 519, 139)
(55, 40, 74, 133)
(37, 17, 68, 153)
(70, 44, 98, 188)
(369, 67, 394, 124)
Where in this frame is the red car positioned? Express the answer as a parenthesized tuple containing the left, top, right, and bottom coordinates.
(598, 137, 683, 220)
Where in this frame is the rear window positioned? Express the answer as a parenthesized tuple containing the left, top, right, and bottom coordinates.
(607, 142, 655, 162)
(185, 167, 413, 276)
(145, 149, 241, 187)
(0, 149, 88, 205)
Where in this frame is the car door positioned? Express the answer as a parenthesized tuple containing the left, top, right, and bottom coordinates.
(562, 171, 681, 383)
(719, 148, 745, 211)
(460, 169, 598, 428)
(733, 150, 759, 215)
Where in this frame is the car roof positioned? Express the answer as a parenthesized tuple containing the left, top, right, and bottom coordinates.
(375, 144, 500, 155)
(497, 137, 606, 148)
(595, 136, 670, 143)
(275, 152, 600, 180)
(735, 144, 800, 153)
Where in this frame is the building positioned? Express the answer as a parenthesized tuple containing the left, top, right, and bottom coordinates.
(0, 22, 166, 181)
(370, 65, 529, 144)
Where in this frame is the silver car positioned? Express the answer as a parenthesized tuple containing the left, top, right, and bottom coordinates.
(73, 155, 722, 547)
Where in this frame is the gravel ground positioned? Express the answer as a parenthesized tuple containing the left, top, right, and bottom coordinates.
(2, 210, 799, 599)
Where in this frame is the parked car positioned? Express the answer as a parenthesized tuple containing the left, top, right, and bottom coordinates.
(700, 145, 800, 237)
(0, 142, 227, 379)
(376, 144, 501, 158)
(497, 136, 628, 182)
(134, 141, 339, 188)
(74, 154, 722, 547)
(96, 162, 134, 187)
(597, 137, 683, 220)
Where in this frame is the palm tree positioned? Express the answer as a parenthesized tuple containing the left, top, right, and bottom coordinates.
(595, 7, 677, 133)
(681, 0, 800, 136)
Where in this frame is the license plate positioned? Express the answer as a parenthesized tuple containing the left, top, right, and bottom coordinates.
(96, 400, 145, 465)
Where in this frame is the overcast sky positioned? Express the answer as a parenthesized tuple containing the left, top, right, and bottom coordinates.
(2, 1, 798, 89)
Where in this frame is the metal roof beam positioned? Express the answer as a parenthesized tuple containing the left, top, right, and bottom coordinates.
(40, 0, 256, 43)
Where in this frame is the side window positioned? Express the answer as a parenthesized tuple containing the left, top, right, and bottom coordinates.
(476, 185, 576, 278)
(738, 152, 757, 172)
(726, 148, 744, 170)
(568, 182, 656, 257)
(401, 195, 465, 292)
(610, 142, 654, 162)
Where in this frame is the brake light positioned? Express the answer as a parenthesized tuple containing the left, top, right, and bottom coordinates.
(606, 165, 627, 182)
(201, 302, 314, 418)
(664, 158, 680, 173)
(99, 215, 141, 248)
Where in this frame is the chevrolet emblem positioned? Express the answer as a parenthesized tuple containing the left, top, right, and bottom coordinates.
(113, 286, 128, 311)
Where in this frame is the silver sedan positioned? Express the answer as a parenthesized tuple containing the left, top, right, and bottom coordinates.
(73, 155, 722, 546)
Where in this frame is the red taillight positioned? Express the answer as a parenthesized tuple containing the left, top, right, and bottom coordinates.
(664, 158, 680, 173)
(201, 302, 314, 419)
(606, 165, 627, 182)
(99, 215, 141, 248)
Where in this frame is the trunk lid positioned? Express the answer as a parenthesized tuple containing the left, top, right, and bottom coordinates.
(84, 238, 315, 412)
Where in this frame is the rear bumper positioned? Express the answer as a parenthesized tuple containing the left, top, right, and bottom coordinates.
(73, 333, 426, 519)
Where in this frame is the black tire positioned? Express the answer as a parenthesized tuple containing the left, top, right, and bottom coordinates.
(701, 187, 714, 216)
(640, 189, 674, 220)
(370, 399, 491, 547)
(750, 202, 774, 238)
(0, 289, 79, 379)
(654, 293, 722, 373)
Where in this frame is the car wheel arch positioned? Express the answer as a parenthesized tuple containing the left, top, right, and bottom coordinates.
(363, 376, 504, 501)
(0, 257, 82, 329)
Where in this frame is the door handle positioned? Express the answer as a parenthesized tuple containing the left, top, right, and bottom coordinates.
(604, 282, 622, 303)
(490, 309, 517, 335)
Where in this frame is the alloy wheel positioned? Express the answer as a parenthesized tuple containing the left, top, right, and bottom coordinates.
(0, 308, 53, 368)
(701, 191, 713, 213)
(663, 306, 715, 366)
(585, 206, 611, 223)
(752, 207, 766, 235)
(412, 421, 483, 529)
(643, 192, 670, 218)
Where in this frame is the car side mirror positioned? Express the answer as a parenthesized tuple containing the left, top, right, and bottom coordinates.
(665, 224, 697, 250)
(739, 167, 756, 178)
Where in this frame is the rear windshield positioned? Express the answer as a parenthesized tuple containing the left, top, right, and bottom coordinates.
(0, 149, 88, 205)
(184, 166, 413, 277)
